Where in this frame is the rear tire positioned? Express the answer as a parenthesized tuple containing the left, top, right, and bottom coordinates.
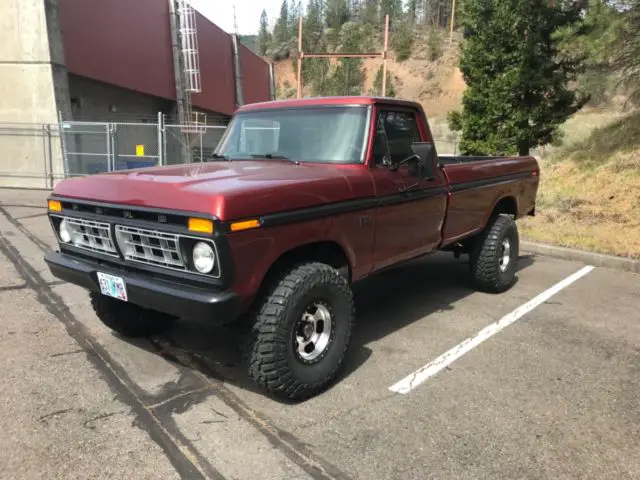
(244, 262, 355, 401)
(90, 292, 177, 337)
(470, 214, 519, 293)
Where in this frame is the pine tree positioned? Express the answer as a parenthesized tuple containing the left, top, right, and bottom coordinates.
(258, 10, 271, 56)
(611, 0, 640, 106)
(449, 0, 590, 156)
(289, 0, 303, 36)
(325, 0, 351, 29)
(369, 65, 396, 97)
(380, 0, 402, 21)
(361, 0, 379, 26)
(275, 0, 290, 44)
(327, 22, 366, 95)
(301, 0, 331, 94)
(408, 0, 419, 23)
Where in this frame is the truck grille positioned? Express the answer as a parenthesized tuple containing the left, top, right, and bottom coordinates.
(64, 218, 118, 256)
(114, 225, 185, 270)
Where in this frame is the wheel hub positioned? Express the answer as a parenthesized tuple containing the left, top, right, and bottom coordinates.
(499, 238, 511, 272)
(294, 302, 333, 363)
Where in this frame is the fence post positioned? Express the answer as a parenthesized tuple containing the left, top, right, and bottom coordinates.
(162, 113, 168, 166)
(46, 124, 54, 189)
(106, 123, 112, 172)
(57, 110, 69, 178)
(157, 111, 164, 166)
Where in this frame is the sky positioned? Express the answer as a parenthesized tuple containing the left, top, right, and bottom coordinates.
(189, 0, 283, 36)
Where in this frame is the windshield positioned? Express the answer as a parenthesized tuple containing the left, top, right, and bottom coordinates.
(215, 105, 371, 164)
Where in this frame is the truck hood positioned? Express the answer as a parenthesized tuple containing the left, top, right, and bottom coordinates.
(52, 161, 359, 220)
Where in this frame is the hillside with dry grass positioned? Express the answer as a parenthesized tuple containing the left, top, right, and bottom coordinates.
(270, 30, 465, 151)
(521, 109, 640, 258)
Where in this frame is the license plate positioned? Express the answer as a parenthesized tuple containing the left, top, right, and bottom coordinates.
(97, 272, 128, 302)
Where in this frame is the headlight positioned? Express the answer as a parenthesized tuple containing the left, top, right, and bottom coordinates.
(59, 218, 72, 243)
(192, 242, 215, 273)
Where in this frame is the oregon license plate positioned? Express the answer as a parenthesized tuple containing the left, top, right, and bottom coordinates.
(97, 272, 128, 302)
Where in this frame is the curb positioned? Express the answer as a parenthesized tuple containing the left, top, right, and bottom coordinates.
(521, 241, 640, 274)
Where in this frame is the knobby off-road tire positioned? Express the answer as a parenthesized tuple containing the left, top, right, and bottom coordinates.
(90, 292, 177, 338)
(244, 262, 355, 401)
(470, 214, 520, 293)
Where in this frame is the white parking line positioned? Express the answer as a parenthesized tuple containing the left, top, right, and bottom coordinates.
(388, 265, 595, 395)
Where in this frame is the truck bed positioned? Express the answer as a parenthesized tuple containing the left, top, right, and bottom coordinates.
(437, 154, 539, 246)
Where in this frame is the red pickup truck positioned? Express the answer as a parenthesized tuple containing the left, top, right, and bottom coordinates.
(44, 96, 539, 400)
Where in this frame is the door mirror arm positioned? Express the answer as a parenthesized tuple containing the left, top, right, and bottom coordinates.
(389, 154, 419, 172)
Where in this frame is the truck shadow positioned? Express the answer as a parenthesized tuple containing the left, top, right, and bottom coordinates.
(131, 252, 536, 401)
(344, 252, 535, 378)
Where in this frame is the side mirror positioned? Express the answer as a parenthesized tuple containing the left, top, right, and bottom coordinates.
(410, 142, 437, 179)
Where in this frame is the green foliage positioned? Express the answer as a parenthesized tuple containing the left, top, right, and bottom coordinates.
(557, 1, 625, 106)
(239, 35, 259, 54)
(288, 0, 303, 36)
(611, 0, 640, 106)
(326, 0, 351, 29)
(258, 10, 271, 56)
(299, 0, 331, 94)
(278, 80, 298, 99)
(426, 28, 443, 61)
(407, 0, 419, 24)
(369, 65, 397, 97)
(380, 0, 403, 21)
(391, 21, 414, 61)
(450, 0, 590, 156)
(326, 22, 367, 95)
(274, 0, 290, 44)
(361, 0, 379, 25)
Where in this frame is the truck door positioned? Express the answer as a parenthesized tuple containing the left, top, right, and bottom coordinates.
(370, 107, 448, 271)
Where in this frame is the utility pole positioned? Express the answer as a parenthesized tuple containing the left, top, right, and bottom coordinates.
(233, 4, 238, 35)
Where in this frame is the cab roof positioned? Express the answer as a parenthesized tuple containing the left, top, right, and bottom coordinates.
(236, 96, 424, 113)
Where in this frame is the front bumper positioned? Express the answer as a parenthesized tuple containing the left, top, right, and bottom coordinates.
(45, 251, 242, 322)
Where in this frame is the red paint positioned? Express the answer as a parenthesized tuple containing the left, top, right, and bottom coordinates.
(239, 43, 271, 105)
(58, 0, 271, 115)
(51, 96, 540, 306)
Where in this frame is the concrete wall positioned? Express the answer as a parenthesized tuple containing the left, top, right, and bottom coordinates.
(0, 0, 68, 188)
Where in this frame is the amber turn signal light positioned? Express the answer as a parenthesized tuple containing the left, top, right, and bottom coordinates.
(188, 217, 214, 234)
(48, 200, 62, 212)
(230, 219, 261, 232)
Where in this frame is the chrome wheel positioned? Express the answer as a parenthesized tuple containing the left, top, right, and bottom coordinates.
(499, 238, 511, 272)
(294, 301, 333, 363)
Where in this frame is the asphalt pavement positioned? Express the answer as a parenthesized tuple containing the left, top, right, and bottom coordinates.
(0, 188, 638, 480)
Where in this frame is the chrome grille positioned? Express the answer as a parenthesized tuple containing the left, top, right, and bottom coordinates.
(63, 217, 117, 256)
(114, 225, 186, 270)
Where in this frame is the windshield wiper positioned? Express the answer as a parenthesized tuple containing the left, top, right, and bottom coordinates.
(250, 153, 300, 165)
(209, 153, 231, 161)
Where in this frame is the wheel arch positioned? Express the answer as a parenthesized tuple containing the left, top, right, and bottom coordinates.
(263, 240, 352, 286)
(491, 196, 518, 219)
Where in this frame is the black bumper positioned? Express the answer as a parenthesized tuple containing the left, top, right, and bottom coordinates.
(44, 251, 242, 322)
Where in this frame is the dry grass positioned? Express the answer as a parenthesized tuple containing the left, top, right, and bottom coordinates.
(521, 109, 640, 258)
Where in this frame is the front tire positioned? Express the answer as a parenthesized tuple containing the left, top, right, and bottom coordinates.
(90, 292, 177, 337)
(244, 262, 355, 401)
(470, 214, 520, 293)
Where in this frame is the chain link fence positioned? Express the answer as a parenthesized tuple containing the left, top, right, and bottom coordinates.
(1, 114, 455, 188)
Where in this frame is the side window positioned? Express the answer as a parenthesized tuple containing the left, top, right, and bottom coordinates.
(373, 110, 421, 165)
(372, 115, 389, 165)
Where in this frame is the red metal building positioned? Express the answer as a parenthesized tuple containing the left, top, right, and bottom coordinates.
(58, 0, 272, 119)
